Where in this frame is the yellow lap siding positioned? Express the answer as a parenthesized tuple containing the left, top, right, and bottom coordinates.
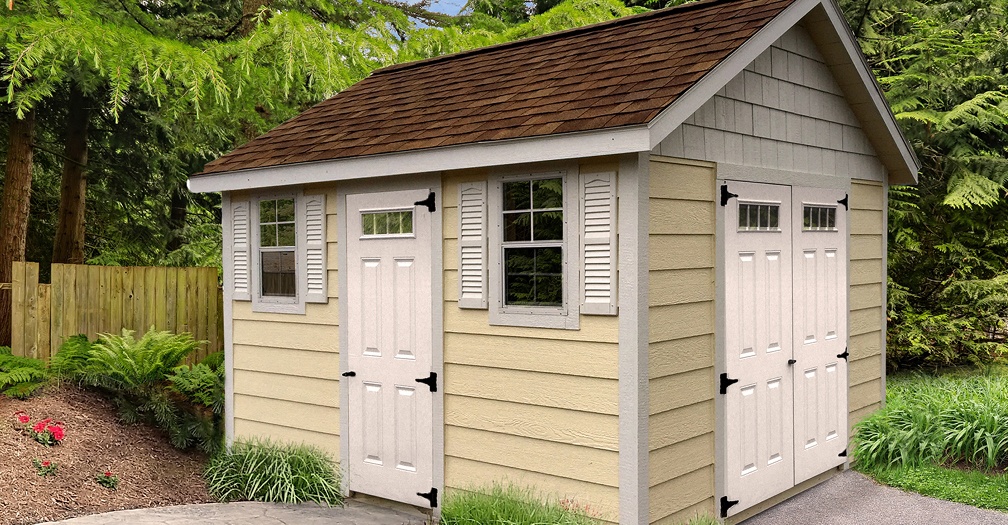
(649, 368, 714, 415)
(445, 396, 618, 451)
(446, 426, 618, 487)
(233, 344, 340, 379)
(444, 332, 618, 379)
(649, 433, 714, 487)
(651, 499, 716, 525)
(234, 394, 340, 434)
(234, 418, 339, 458)
(233, 319, 338, 352)
(850, 331, 882, 360)
(649, 302, 715, 343)
(649, 334, 715, 380)
(444, 364, 618, 414)
(850, 379, 882, 412)
(648, 466, 715, 524)
(650, 235, 716, 271)
(650, 200, 716, 235)
(850, 258, 883, 285)
(649, 401, 715, 452)
(234, 369, 338, 407)
(649, 269, 715, 307)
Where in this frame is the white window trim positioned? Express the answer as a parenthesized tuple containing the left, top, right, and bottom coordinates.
(488, 169, 580, 330)
(251, 190, 307, 315)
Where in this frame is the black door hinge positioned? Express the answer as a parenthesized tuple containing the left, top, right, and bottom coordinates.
(341, 371, 356, 377)
(837, 348, 849, 361)
(719, 373, 739, 394)
(839, 449, 848, 458)
(416, 372, 438, 393)
(838, 194, 849, 210)
(720, 184, 738, 206)
(720, 495, 739, 518)
(417, 487, 438, 508)
(415, 191, 436, 212)
(788, 359, 797, 365)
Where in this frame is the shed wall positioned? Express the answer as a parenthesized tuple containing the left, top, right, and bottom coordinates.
(647, 157, 718, 525)
(847, 179, 885, 429)
(442, 166, 621, 522)
(655, 24, 886, 182)
(230, 187, 341, 458)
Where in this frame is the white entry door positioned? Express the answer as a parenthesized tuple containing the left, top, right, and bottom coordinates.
(720, 181, 848, 518)
(346, 188, 435, 508)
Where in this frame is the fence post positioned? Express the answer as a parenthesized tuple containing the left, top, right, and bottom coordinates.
(11, 261, 24, 356)
(25, 262, 39, 359)
(38, 284, 51, 360)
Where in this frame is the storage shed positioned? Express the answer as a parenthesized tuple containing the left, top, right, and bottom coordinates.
(188, 0, 919, 522)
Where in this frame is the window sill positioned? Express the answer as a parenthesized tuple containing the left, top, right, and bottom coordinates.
(489, 308, 580, 330)
(251, 300, 306, 315)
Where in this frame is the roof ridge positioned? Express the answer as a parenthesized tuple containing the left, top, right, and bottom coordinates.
(372, 0, 745, 76)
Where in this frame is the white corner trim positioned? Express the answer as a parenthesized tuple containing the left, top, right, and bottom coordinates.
(647, 0, 820, 148)
(188, 126, 651, 193)
(617, 152, 648, 525)
(221, 192, 236, 447)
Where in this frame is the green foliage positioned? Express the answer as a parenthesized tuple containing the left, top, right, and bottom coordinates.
(0, 346, 47, 398)
(853, 370, 1008, 470)
(440, 483, 600, 525)
(859, 463, 1008, 511)
(839, 0, 1008, 370)
(48, 334, 93, 379)
(205, 438, 343, 505)
(79, 329, 197, 395)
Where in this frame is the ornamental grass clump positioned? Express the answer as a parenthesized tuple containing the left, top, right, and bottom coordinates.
(439, 483, 599, 525)
(205, 438, 343, 506)
(853, 371, 1008, 470)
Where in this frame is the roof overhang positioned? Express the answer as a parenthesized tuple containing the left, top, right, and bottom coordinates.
(187, 125, 650, 193)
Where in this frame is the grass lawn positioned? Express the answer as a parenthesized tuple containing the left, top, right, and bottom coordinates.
(853, 367, 1008, 511)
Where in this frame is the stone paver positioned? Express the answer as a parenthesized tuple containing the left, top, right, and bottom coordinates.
(741, 470, 1008, 525)
(40, 500, 429, 525)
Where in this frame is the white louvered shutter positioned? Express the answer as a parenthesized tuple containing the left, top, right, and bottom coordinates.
(303, 193, 328, 304)
(458, 181, 487, 309)
(580, 172, 617, 315)
(228, 196, 252, 301)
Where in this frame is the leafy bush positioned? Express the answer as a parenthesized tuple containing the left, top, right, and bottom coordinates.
(168, 352, 225, 454)
(205, 438, 342, 505)
(0, 346, 48, 398)
(49, 334, 93, 379)
(853, 370, 1008, 470)
(440, 483, 599, 525)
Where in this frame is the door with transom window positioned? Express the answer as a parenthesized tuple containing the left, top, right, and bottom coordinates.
(719, 181, 848, 518)
(345, 188, 435, 508)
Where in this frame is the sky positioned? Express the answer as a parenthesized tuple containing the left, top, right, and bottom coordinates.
(427, 0, 468, 16)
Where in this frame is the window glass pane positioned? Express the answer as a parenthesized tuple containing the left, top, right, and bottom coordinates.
(804, 207, 812, 229)
(261, 250, 296, 297)
(260, 225, 277, 247)
(533, 211, 563, 241)
(532, 178, 563, 209)
(738, 204, 749, 229)
(503, 181, 531, 211)
(828, 207, 836, 228)
(276, 199, 295, 222)
(769, 205, 779, 228)
(748, 204, 758, 230)
(387, 212, 401, 234)
(400, 211, 413, 233)
(362, 213, 375, 235)
(503, 212, 531, 242)
(260, 200, 276, 223)
(277, 223, 296, 247)
(759, 205, 769, 228)
(504, 247, 563, 307)
(374, 212, 388, 235)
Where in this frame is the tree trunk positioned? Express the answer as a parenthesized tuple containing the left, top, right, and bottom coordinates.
(241, 0, 270, 36)
(52, 85, 89, 265)
(167, 187, 188, 253)
(0, 109, 36, 345)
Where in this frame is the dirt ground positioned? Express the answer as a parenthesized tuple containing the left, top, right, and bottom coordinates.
(0, 385, 212, 525)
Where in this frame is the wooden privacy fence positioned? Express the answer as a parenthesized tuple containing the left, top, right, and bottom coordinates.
(10, 262, 223, 363)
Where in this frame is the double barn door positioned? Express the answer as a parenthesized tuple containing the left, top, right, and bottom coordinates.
(720, 181, 848, 518)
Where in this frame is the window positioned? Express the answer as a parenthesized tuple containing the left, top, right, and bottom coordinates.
(488, 170, 580, 330)
(738, 202, 780, 232)
(259, 198, 297, 297)
(362, 210, 413, 236)
(803, 205, 837, 231)
(502, 178, 564, 307)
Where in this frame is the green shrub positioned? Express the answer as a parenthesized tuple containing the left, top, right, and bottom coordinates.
(853, 371, 1008, 470)
(440, 483, 599, 525)
(49, 334, 92, 379)
(205, 438, 343, 505)
(0, 346, 47, 398)
(168, 352, 225, 454)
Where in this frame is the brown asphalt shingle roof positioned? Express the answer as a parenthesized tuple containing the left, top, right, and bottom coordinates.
(197, 0, 796, 176)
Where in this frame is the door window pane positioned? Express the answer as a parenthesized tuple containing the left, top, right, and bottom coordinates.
(802, 205, 838, 231)
(504, 247, 563, 307)
(361, 210, 414, 236)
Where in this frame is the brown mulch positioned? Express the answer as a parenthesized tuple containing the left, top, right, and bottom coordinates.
(0, 384, 213, 525)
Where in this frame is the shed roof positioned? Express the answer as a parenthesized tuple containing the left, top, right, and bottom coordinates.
(191, 0, 920, 190)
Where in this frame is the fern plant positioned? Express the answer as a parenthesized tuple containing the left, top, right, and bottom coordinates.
(0, 347, 47, 398)
(169, 352, 226, 453)
(49, 334, 93, 380)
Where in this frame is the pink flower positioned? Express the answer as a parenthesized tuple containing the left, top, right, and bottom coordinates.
(104, 471, 112, 477)
(41, 461, 51, 467)
(46, 425, 64, 442)
(17, 413, 30, 424)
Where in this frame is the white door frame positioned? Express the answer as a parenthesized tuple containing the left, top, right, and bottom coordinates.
(338, 174, 444, 514)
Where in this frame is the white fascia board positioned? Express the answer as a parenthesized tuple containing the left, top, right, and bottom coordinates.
(647, 0, 820, 149)
(816, 0, 920, 184)
(187, 125, 651, 193)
